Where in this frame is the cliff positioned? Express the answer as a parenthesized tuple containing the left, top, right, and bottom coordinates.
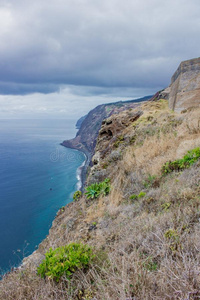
(61, 96, 151, 186)
(1, 60, 200, 299)
(168, 57, 200, 111)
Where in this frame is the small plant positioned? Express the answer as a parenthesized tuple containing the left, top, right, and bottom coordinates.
(129, 191, 146, 201)
(37, 243, 94, 282)
(143, 174, 157, 188)
(85, 178, 111, 200)
(164, 229, 179, 240)
(130, 194, 137, 200)
(143, 257, 158, 272)
(138, 191, 146, 199)
(60, 206, 65, 212)
(129, 135, 136, 144)
(102, 162, 109, 169)
(164, 228, 180, 252)
(73, 190, 82, 201)
(113, 135, 124, 148)
(162, 147, 200, 174)
(161, 202, 171, 211)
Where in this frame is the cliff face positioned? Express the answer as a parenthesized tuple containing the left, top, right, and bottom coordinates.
(61, 96, 151, 185)
(62, 96, 151, 155)
(169, 57, 200, 111)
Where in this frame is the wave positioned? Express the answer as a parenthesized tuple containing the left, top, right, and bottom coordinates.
(76, 153, 86, 190)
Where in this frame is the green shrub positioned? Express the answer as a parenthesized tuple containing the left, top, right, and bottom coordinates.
(129, 191, 146, 201)
(60, 206, 65, 212)
(37, 243, 94, 282)
(130, 194, 137, 200)
(161, 202, 171, 211)
(162, 147, 200, 174)
(73, 190, 82, 201)
(138, 191, 146, 198)
(164, 229, 179, 240)
(164, 229, 180, 252)
(85, 178, 111, 200)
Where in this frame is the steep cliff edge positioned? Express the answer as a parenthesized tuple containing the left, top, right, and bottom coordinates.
(61, 96, 151, 185)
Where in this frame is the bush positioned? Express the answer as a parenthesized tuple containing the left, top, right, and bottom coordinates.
(162, 147, 200, 174)
(73, 190, 82, 201)
(85, 178, 111, 199)
(37, 243, 94, 282)
(138, 191, 146, 198)
(129, 191, 146, 201)
(130, 194, 137, 200)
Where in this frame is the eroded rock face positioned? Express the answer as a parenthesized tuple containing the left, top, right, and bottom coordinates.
(96, 110, 143, 158)
(169, 57, 200, 111)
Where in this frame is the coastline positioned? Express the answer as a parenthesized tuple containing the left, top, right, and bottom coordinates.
(76, 153, 86, 190)
(18, 147, 90, 272)
(60, 141, 92, 191)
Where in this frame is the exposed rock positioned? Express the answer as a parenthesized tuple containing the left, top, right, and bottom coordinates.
(87, 169, 108, 184)
(108, 150, 122, 162)
(92, 151, 101, 165)
(150, 87, 170, 102)
(96, 110, 143, 158)
(21, 251, 44, 269)
(61, 97, 150, 187)
(169, 57, 200, 111)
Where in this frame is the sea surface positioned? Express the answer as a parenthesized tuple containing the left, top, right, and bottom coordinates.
(0, 119, 85, 273)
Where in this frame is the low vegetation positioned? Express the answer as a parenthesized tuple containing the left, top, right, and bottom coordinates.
(162, 147, 200, 174)
(37, 243, 94, 282)
(130, 191, 146, 200)
(73, 190, 82, 201)
(85, 178, 110, 199)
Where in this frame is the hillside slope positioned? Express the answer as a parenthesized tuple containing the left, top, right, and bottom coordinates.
(1, 99, 200, 300)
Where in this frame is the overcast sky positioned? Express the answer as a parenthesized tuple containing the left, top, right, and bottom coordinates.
(0, 0, 200, 119)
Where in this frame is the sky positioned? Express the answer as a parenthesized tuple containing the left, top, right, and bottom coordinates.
(0, 0, 200, 119)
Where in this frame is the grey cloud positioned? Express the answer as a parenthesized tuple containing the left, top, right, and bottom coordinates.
(0, 81, 58, 94)
(0, 0, 200, 95)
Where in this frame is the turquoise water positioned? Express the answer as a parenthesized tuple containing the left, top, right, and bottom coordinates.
(0, 119, 85, 273)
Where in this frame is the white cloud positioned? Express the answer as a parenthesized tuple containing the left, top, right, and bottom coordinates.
(0, 85, 156, 119)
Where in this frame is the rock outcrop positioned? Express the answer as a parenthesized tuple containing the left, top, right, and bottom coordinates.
(61, 96, 151, 186)
(169, 57, 200, 111)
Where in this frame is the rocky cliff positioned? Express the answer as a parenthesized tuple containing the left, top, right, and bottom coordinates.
(168, 57, 200, 111)
(61, 96, 151, 186)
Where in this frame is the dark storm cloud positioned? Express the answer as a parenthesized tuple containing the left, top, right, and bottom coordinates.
(0, 0, 200, 95)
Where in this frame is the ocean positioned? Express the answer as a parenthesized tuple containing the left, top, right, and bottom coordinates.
(0, 119, 85, 273)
